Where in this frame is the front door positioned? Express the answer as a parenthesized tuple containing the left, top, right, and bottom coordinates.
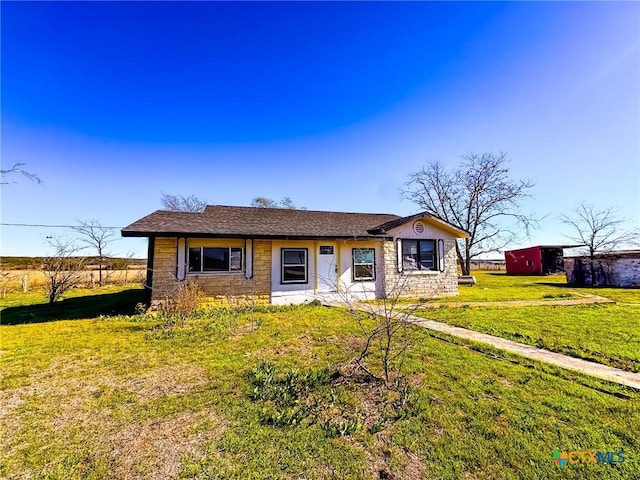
(317, 244, 338, 293)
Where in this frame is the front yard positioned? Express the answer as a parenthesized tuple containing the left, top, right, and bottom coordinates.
(1, 282, 639, 479)
(413, 272, 640, 372)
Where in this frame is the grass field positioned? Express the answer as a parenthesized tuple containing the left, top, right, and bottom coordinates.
(413, 272, 640, 372)
(444, 272, 640, 304)
(0, 268, 145, 295)
(1, 283, 639, 479)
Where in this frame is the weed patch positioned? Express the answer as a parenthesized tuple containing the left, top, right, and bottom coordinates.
(247, 361, 423, 439)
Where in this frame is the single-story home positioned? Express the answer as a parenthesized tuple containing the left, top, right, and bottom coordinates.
(564, 250, 640, 287)
(121, 205, 470, 305)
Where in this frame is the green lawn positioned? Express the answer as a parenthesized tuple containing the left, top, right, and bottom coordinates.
(414, 303, 640, 372)
(1, 287, 639, 479)
(0, 284, 146, 310)
(410, 272, 640, 372)
(448, 271, 640, 303)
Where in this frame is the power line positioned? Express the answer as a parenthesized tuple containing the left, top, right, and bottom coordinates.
(1, 223, 123, 229)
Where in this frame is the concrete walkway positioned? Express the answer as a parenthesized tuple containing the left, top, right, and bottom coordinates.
(404, 292, 615, 309)
(361, 306, 640, 390)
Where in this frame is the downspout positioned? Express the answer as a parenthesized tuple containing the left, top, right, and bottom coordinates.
(176, 237, 186, 280)
(145, 237, 155, 304)
(244, 238, 254, 280)
(313, 240, 318, 294)
(336, 240, 341, 292)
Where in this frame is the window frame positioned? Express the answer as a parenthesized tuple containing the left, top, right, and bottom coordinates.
(187, 246, 243, 273)
(401, 239, 438, 272)
(352, 248, 376, 281)
(281, 248, 308, 284)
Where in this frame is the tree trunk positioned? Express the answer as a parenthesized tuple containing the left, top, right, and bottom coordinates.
(455, 242, 468, 275)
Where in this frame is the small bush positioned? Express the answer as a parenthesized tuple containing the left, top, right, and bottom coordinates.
(157, 280, 205, 327)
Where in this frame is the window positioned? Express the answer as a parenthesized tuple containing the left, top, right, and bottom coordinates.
(402, 239, 437, 271)
(188, 247, 242, 272)
(353, 248, 375, 281)
(282, 248, 308, 283)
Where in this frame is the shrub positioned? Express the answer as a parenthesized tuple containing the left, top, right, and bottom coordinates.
(157, 280, 205, 327)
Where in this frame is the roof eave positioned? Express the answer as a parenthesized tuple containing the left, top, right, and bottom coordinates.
(121, 231, 391, 241)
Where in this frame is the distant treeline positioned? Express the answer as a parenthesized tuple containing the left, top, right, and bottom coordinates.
(1, 256, 147, 270)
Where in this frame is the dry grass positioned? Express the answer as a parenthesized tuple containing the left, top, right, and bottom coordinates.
(0, 356, 217, 480)
(109, 410, 225, 480)
(0, 268, 145, 295)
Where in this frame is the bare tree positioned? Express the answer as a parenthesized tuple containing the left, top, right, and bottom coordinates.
(402, 152, 536, 275)
(74, 220, 115, 287)
(0, 270, 17, 298)
(1, 163, 41, 184)
(161, 193, 207, 212)
(560, 203, 639, 285)
(119, 250, 139, 284)
(41, 237, 86, 303)
(251, 196, 302, 209)
(331, 265, 441, 385)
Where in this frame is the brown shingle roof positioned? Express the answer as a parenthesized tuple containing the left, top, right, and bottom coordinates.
(121, 205, 402, 239)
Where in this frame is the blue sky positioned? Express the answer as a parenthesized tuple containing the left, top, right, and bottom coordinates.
(2, 1, 639, 258)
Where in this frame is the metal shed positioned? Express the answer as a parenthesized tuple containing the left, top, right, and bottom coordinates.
(504, 245, 580, 275)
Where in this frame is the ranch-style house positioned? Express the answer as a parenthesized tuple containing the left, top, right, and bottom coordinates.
(121, 205, 470, 305)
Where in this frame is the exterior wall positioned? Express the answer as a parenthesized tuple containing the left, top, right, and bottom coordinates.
(505, 247, 543, 275)
(382, 239, 459, 298)
(271, 240, 315, 304)
(271, 240, 386, 304)
(151, 237, 178, 301)
(383, 219, 461, 298)
(337, 241, 384, 301)
(151, 224, 464, 305)
(151, 237, 271, 304)
(616, 257, 640, 287)
(186, 238, 271, 303)
(565, 254, 640, 287)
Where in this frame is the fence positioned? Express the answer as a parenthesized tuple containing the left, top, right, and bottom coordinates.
(0, 268, 146, 297)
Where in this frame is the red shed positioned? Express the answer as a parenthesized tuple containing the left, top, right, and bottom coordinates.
(505, 245, 580, 275)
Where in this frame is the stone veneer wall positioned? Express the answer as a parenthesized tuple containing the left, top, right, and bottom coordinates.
(151, 237, 178, 302)
(151, 238, 272, 304)
(382, 239, 459, 298)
